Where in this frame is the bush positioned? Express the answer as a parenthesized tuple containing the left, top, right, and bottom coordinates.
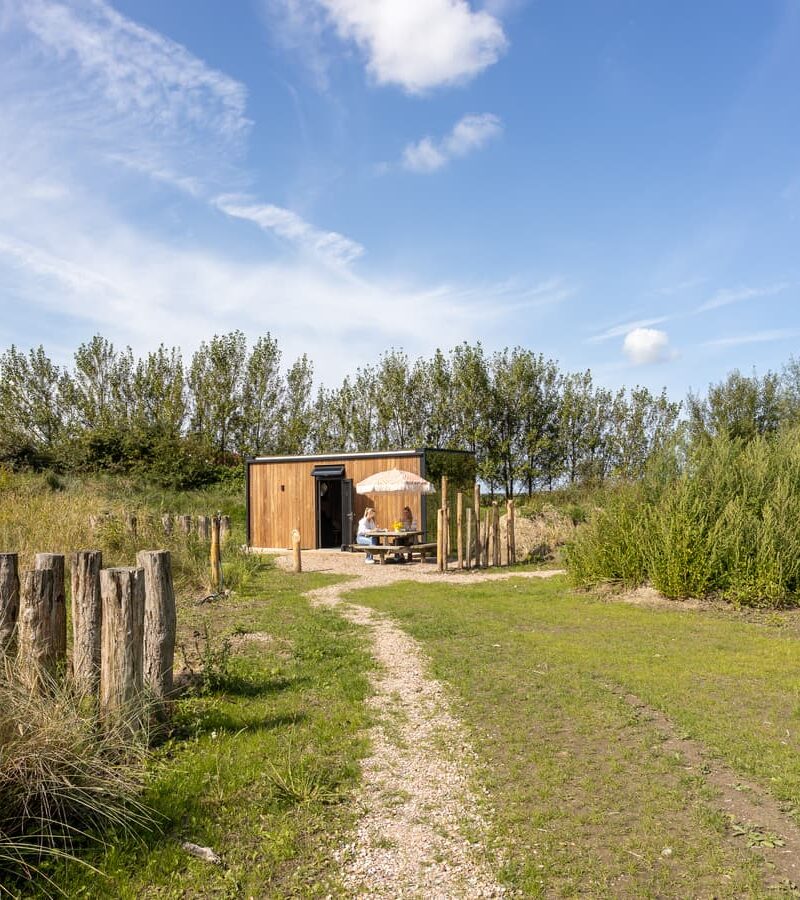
(566, 427, 800, 607)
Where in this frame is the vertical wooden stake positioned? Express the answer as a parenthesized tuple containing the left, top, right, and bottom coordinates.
(441, 476, 448, 560)
(292, 529, 302, 573)
(17, 568, 56, 690)
(437, 508, 445, 572)
(456, 492, 464, 569)
(465, 508, 473, 572)
(509, 499, 516, 566)
(178, 514, 192, 535)
(197, 516, 210, 541)
(70, 550, 103, 698)
(492, 500, 501, 566)
(0, 553, 20, 654)
(220, 515, 231, 542)
(125, 513, 138, 538)
(210, 516, 221, 591)
(473, 483, 481, 568)
(161, 514, 173, 536)
(481, 508, 490, 567)
(100, 567, 145, 737)
(34, 553, 66, 667)
(137, 550, 176, 708)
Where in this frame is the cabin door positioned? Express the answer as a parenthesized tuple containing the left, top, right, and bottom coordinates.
(341, 479, 353, 548)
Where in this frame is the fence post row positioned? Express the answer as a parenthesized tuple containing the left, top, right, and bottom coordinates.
(100, 567, 145, 737)
(71, 550, 103, 698)
(0, 553, 20, 653)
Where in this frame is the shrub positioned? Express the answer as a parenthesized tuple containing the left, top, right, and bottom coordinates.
(566, 426, 800, 606)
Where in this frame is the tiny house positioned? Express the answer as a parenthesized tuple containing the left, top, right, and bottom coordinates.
(246, 448, 474, 550)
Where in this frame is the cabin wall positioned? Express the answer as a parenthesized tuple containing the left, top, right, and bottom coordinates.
(248, 454, 424, 549)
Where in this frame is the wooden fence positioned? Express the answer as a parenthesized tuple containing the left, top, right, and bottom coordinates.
(436, 482, 517, 573)
(0, 548, 176, 737)
(89, 512, 231, 543)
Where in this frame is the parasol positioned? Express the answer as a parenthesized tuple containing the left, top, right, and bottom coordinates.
(355, 468, 435, 495)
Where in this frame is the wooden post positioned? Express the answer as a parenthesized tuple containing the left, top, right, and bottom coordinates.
(0, 553, 20, 654)
(125, 513, 138, 538)
(291, 529, 302, 573)
(473, 483, 481, 568)
(441, 476, 448, 560)
(100, 567, 145, 736)
(508, 499, 516, 566)
(136, 551, 176, 706)
(70, 550, 102, 698)
(437, 508, 445, 573)
(465, 509, 473, 572)
(17, 569, 56, 689)
(161, 514, 173, 536)
(492, 500, 501, 566)
(34, 553, 66, 667)
(210, 516, 221, 591)
(197, 516, 210, 541)
(456, 492, 464, 569)
(481, 507, 490, 567)
(178, 514, 192, 535)
(220, 515, 231, 542)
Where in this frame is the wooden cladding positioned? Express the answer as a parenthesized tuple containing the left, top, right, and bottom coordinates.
(248, 454, 425, 549)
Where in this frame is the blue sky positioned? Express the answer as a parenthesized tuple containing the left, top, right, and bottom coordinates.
(0, 0, 798, 400)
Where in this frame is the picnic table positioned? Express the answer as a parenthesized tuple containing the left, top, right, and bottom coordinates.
(349, 529, 437, 564)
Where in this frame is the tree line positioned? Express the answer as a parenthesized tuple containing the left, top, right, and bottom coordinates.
(1, 330, 796, 494)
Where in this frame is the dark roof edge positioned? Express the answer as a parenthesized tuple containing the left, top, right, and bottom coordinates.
(247, 449, 423, 464)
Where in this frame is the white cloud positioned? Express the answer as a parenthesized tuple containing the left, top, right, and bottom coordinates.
(696, 283, 789, 313)
(313, 0, 507, 93)
(622, 328, 674, 365)
(215, 195, 365, 268)
(402, 113, 502, 173)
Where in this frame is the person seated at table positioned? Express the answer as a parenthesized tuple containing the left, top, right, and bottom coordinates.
(396, 505, 417, 562)
(356, 507, 379, 563)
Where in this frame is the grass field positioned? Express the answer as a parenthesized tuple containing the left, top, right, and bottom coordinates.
(18, 559, 373, 899)
(349, 576, 800, 897)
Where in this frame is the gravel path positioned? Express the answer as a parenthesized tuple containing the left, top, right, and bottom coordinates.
(276, 550, 562, 898)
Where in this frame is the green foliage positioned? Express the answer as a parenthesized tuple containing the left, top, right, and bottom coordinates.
(567, 427, 800, 606)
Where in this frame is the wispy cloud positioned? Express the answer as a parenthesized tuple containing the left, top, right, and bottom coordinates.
(20, 0, 250, 142)
(214, 195, 365, 268)
(704, 329, 800, 349)
(695, 283, 789, 313)
(270, 0, 507, 94)
(402, 113, 502, 173)
(587, 316, 670, 344)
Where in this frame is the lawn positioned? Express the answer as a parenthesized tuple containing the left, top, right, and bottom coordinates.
(23, 560, 372, 899)
(349, 575, 800, 897)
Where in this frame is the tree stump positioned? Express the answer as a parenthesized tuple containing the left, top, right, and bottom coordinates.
(161, 514, 173, 536)
(136, 551, 176, 709)
(70, 550, 103, 698)
(219, 515, 231, 542)
(100, 567, 145, 737)
(0, 553, 20, 654)
(34, 554, 66, 666)
(178, 514, 192, 535)
(197, 516, 210, 541)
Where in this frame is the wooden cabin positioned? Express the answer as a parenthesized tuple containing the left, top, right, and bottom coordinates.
(246, 449, 474, 550)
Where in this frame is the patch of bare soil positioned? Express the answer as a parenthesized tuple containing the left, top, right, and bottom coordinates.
(609, 685, 800, 890)
(615, 585, 704, 611)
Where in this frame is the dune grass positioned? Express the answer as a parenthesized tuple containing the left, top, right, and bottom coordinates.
(350, 575, 800, 896)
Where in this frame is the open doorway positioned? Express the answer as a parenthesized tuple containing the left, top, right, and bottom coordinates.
(317, 478, 343, 548)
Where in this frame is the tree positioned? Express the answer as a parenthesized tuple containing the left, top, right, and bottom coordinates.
(188, 331, 247, 457)
(240, 334, 283, 455)
(688, 369, 782, 443)
(278, 354, 314, 454)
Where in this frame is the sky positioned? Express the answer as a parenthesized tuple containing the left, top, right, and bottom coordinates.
(0, 0, 799, 401)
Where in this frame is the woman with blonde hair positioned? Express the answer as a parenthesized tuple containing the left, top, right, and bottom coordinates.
(356, 507, 379, 563)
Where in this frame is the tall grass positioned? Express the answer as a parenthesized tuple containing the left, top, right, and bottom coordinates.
(0, 470, 257, 597)
(566, 427, 800, 606)
(0, 659, 157, 891)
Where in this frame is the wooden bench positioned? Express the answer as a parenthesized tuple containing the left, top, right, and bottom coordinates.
(349, 542, 438, 564)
